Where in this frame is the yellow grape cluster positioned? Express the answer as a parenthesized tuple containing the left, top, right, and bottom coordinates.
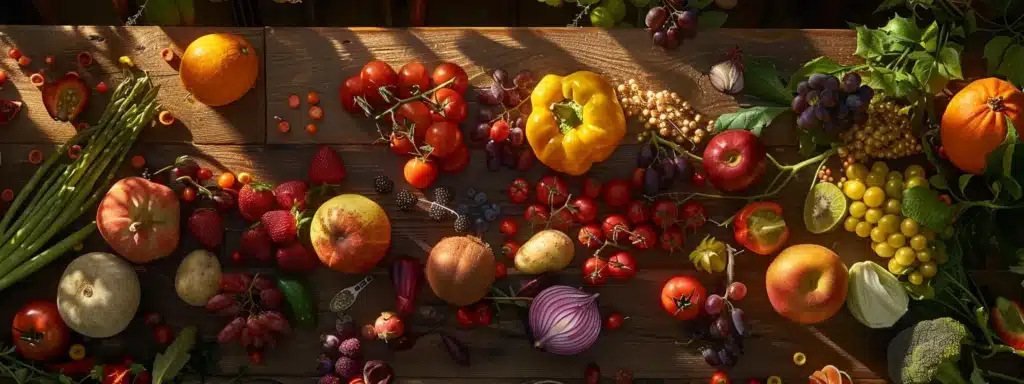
(839, 161, 947, 286)
(836, 99, 923, 162)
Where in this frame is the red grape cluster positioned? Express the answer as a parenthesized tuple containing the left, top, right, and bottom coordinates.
(793, 72, 875, 135)
(688, 281, 749, 368)
(207, 272, 291, 364)
(471, 68, 538, 172)
(635, 143, 696, 195)
(645, 4, 699, 49)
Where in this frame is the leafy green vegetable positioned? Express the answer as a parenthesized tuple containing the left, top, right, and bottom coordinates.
(742, 59, 792, 105)
(698, 11, 728, 29)
(711, 106, 788, 136)
(994, 44, 1024, 87)
(984, 36, 1013, 75)
(984, 117, 1021, 181)
(902, 186, 954, 231)
(880, 14, 922, 43)
(855, 25, 892, 59)
(153, 326, 197, 384)
(937, 47, 963, 80)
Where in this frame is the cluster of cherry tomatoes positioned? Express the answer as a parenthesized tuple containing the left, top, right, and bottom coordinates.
(339, 60, 472, 189)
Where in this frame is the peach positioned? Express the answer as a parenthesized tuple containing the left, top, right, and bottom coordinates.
(765, 244, 848, 324)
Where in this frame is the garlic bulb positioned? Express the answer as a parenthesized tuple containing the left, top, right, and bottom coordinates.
(847, 261, 909, 329)
(709, 60, 744, 95)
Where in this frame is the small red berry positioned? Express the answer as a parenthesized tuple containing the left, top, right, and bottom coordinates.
(495, 262, 507, 279)
(231, 250, 244, 264)
(95, 81, 108, 94)
(197, 167, 213, 181)
(181, 187, 197, 202)
(8, 48, 22, 60)
(143, 312, 163, 326)
(153, 325, 174, 345)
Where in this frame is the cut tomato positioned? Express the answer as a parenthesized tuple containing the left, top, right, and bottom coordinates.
(42, 73, 89, 122)
(0, 100, 23, 125)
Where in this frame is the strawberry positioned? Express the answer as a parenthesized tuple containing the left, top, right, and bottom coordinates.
(261, 210, 298, 244)
(274, 180, 308, 210)
(188, 208, 223, 250)
(238, 182, 276, 221)
(309, 146, 346, 185)
(239, 223, 273, 262)
(275, 242, 318, 273)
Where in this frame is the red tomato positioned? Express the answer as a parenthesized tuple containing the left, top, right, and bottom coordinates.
(582, 178, 602, 199)
(439, 144, 470, 173)
(524, 204, 550, 230)
(424, 121, 463, 158)
(153, 325, 174, 345)
(397, 61, 430, 98)
(582, 257, 609, 285)
(630, 224, 658, 250)
(660, 226, 685, 252)
(507, 178, 530, 204)
(536, 176, 569, 205)
(626, 201, 649, 224)
(602, 180, 632, 208)
(570, 197, 598, 223)
(630, 168, 645, 190)
(490, 120, 511, 142)
(403, 158, 438, 189)
(360, 60, 398, 106)
(474, 302, 494, 325)
(389, 133, 415, 156)
(431, 62, 469, 94)
(601, 214, 631, 243)
(550, 209, 576, 231)
(456, 307, 475, 328)
(607, 251, 636, 280)
(431, 88, 468, 123)
(651, 200, 679, 229)
(495, 262, 508, 279)
(679, 201, 707, 231)
(499, 218, 519, 236)
(339, 75, 365, 113)
(578, 224, 605, 248)
(710, 371, 730, 384)
(11, 300, 70, 361)
(604, 313, 625, 330)
(660, 276, 706, 320)
(500, 240, 520, 258)
(395, 101, 433, 141)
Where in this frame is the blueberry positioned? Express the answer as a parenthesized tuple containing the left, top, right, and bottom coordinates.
(489, 203, 501, 212)
(484, 209, 498, 222)
(473, 192, 488, 205)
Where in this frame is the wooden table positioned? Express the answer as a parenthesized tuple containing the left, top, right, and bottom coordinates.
(0, 26, 1019, 383)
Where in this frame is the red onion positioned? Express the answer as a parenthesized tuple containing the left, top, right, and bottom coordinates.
(390, 256, 424, 315)
(528, 285, 601, 355)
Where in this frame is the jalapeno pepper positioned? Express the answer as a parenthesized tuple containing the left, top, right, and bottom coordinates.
(733, 201, 790, 255)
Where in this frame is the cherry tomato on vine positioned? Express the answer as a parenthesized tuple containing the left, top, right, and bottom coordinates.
(679, 201, 707, 231)
(424, 121, 463, 158)
(389, 133, 415, 156)
(499, 218, 519, 236)
(507, 178, 530, 204)
(550, 209, 575, 231)
(604, 313, 625, 330)
(12, 301, 69, 361)
(606, 251, 637, 280)
(630, 225, 658, 250)
(431, 62, 469, 94)
(524, 204, 550, 230)
(536, 176, 569, 206)
(456, 307, 476, 328)
(601, 214, 631, 243)
(395, 101, 433, 141)
(397, 61, 430, 98)
(570, 197, 598, 224)
(431, 88, 468, 123)
(660, 226, 685, 252)
(339, 75, 365, 113)
(439, 144, 470, 173)
(660, 276, 706, 320)
(495, 262, 508, 279)
(651, 200, 679, 229)
(577, 224, 605, 248)
(626, 201, 650, 224)
(582, 178, 602, 199)
(602, 179, 632, 208)
(360, 60, 398, 106)
(403, 158, 438, 189)
(582, 257, 609, 285)
(500, 240, 520, 258)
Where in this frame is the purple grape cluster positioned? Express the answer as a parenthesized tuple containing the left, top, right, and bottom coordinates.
(792, 73, 874, 135)
(472, 68, 537, 172)
(683, 295, 748, 368)
(636, 144, 694, 196)
(645, 6, 699, 49)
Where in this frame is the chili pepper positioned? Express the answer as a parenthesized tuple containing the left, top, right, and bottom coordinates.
(275, 276, 316, 329)
(102, 364, 130, 384)
(45, 356, 96, 376)
(733, 201, 789, 255)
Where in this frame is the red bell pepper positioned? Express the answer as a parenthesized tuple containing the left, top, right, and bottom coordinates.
(733, 201, 789, 255)
(992, 297, 1024, 350)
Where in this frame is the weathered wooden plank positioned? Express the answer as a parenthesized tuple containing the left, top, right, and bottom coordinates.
(0, 26, 265, 144)
(263, 28, 857, 146)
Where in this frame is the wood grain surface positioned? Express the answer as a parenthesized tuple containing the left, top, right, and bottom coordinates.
(0, 27, 1018, 383)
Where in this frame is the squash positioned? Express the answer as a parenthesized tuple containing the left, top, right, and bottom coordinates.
(425, 236, 496, 306)
(96, 177, 180, 264)
(940, 77, 1024, 174)
(179, 33, 259, 107)
(57, 252, 141, 338)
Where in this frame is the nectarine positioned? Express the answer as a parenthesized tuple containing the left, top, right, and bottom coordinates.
(765, 244, 848, 324)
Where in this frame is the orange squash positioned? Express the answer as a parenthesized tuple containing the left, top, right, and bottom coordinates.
(940, 77, 1024, 174)
(179, 33, 259, 107)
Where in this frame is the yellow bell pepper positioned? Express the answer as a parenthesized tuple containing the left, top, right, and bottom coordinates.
(525, 71, 626, 175)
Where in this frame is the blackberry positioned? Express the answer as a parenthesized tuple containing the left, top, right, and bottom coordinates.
(395, 190, 416, 211)
(453, 215, 470, 233)
(428, 202, 449, 221)
(373, 175, 394, 194)
(432, 186, 454, 205)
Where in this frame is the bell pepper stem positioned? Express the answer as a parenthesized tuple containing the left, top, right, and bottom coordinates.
(550, 101, 584, 134)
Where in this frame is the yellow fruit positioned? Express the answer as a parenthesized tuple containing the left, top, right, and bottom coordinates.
(844, 180, 867, 200)
(866, 172, 887, 187)
(919, 262, 937, 278)
(871, 161, 890, 175)
(884, 180, 905, 200)
(849, 201, 868, 218)
(906, 176, 928, 190)
(886, 171, 903, 181)
(916, 249, 932, 262)
(908, 271, 924, 285)
(905, 164, 926, 180)
(884, 199, 902, 214)
(865, 208, 884, 223)
(844, 216, 861, 232)
(888, 258, 907, 274)
(878, 214, 901, 233)
(900, 218, 920, 237)
(875, 242, 896, 258)
(910, 234, 928, 250)
(871, 227, 889, 242)
(855, 221, 873, 238)
(895, 247, 917, 266)
(887, 233, 907, 248)
(846, 163, 869, 181)
(863, 187, 886, 207)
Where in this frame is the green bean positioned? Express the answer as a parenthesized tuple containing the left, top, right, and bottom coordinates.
(0, 222, 96, 292)
(0, 164, 68, 242)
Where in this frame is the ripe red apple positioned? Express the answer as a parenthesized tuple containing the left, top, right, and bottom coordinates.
(765, 244, 849, 324)
(311, 194, 391, 273)
(701, 130, 766, 192)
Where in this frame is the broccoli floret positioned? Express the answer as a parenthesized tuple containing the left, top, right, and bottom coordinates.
(887, 317, 970, 384)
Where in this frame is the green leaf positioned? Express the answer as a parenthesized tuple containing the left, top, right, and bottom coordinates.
(937, 46, 963, 80)
(875, 0, 906, 12)
(698, 11, 728, 29)
(984, 36, 1013, 75)
(958, 174, 973, 194)
(929, 174, 948, 190)
(970, 367, 987, 384)
(688, 0, 714, 9)
(912, 57, 939, 93)
(129, 364, 147, 375)
(902, 186, 954, 231)
(985, 116, 1022, 179)
(907, 51, 932, 61)
(991, 180, 1002, 201)
(743, 58, 792, 105)
(920, 21, 939, 52)
(902, 280, 935, 300)
(787, 56, 849, 93)
(864, 67, 900, 96)
(996, 44, 1024, 87)
(711, 106, 788, 136)
(153, 326, 197, 384)
(58, 375, 72, 384)
(855, 25, 891, 60)
(880, 14, 922, 43)
(1004, 177, 1023, 200)
(964, 9, 977, 35)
